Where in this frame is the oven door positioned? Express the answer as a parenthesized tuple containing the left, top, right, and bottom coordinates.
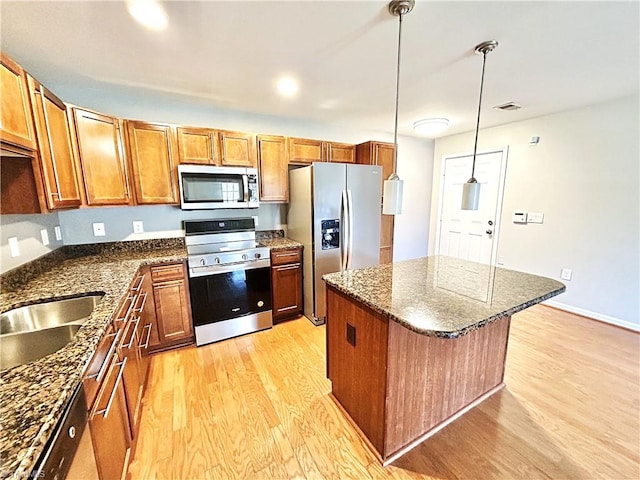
(188, 262, 272, 327)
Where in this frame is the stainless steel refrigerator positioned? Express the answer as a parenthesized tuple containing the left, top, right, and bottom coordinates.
(288, 162, 382, 325)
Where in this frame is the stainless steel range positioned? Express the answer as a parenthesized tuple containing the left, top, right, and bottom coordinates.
(184, 218, 272, 346)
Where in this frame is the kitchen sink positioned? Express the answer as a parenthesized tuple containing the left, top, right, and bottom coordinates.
(0, 294, 104, 370)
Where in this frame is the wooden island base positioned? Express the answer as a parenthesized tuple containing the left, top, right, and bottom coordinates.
(326, 287, 512, 464)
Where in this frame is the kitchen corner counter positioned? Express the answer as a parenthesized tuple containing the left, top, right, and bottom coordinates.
(257, 237, 303, 251)
(322, 255, 565, 338)
(0, 244, 187, 478)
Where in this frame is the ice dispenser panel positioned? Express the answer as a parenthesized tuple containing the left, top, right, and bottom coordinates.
(321, 219, 340, 250)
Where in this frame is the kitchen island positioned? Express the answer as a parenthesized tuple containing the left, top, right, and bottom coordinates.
(322, 255, 565, 465)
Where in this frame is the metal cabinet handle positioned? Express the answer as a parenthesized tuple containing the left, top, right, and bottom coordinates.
(116, 294, 137, 323)
(120, 316, 140, 349)
(131, 274, 145, 292)
(86, 330, 122, 382)
(277, 264, 300, 271)
(139, 323, 152, 349)
(92, 356, 127, 419)
(275, 252, 298, 258)
(134, 291, 147, 313)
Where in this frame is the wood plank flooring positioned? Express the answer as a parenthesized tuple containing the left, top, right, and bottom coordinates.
(128, 305, 640, 479)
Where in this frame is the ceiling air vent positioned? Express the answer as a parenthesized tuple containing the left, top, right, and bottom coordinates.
(493, 102, 524, 111)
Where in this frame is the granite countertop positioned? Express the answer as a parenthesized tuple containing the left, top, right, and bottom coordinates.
(258, 237, 303, 251)
(0, 244, 187, 479)
(322, 255, 566, 338)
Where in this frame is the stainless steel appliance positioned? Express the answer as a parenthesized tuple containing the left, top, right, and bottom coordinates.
(185, 218, 272, 346)
(178, 165, 259, 210)
(288, 163, 382, 325)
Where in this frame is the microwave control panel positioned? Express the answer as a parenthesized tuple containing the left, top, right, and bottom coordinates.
(321, 219, 340, 250)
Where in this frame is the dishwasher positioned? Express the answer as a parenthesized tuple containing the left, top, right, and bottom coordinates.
(31, 384, 99, 480)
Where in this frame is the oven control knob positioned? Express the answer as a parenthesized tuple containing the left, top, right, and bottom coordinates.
(200, 258, 206, 266)
(254, 253, 261, 259)
(214, 257, 221, 264)
(242, 254, 248, 261)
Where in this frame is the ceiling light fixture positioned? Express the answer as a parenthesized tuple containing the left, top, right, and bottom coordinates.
(276, 75, 299, 98)
(413, 118, 450, 137)
(126, 0, 168, 32)
(461, 40, 498, 211)
(382, 0, 414, 216)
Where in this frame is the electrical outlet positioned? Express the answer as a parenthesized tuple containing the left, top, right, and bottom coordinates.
(92, 223, 106, 237)
(561, 268, 572, 281)
(8, 237, 20, 257)
(54, 225, 62, 241)
(133, 221, 144, 234)
(40, 229, 50, 246)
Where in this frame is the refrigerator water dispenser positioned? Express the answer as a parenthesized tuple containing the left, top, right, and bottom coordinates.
(321, 219, 340, 250)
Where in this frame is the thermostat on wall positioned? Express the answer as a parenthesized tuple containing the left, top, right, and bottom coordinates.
(512, 212, 528, 223)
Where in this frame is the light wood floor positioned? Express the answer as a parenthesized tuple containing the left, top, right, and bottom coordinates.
(128, 305, 640, 479)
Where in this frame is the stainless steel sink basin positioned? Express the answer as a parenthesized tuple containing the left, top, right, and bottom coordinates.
(0, 294, 104, 370)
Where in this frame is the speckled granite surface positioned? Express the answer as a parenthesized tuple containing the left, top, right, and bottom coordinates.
(323, 255, 565, 338)
(258, 237, 303, 251)
(0, 243, 187, 479)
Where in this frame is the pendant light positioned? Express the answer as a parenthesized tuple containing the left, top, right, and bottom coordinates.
(382, 0, 414, 215)
(461, 40, 498, 211)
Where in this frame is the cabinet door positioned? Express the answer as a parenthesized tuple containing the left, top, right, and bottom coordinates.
(125, 121, 177, 204)
(272, 263, 302, 321)
(176, 127, 219, 165)
(257, 135, 288, 202)
(73, 108, 131, 206)
(153, 278, 193, 343)
(0, 53, 36, 150)
(326, 142, 355, 163)
(288, 137, 323, 164)
(88, 353, 131, 480)
(219, 130, 257, 167)
(28, 77, 82, 209)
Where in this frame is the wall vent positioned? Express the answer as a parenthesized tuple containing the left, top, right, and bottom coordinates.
(493, 102, 524, 111)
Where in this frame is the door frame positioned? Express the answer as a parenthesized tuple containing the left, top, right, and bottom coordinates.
(434, 146, 509, 266)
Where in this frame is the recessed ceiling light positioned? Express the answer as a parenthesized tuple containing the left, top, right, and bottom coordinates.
(127, 0, 168, 31)
(413, 118, 450, 137)
(276, 75, 299, 98)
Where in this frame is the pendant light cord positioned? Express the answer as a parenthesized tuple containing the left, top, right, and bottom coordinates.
(470, 51, 487, 179)
(392, 11, 403, 172)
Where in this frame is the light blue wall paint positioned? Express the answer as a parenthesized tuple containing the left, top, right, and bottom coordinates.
(0, 212, 63, 273)
(58, 204, 286, 245)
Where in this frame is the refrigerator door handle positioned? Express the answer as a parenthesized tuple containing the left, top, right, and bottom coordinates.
(341, 190, 348, 271)
(347, 189, 354, 269)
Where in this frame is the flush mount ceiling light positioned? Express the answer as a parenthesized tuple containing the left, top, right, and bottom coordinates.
(413, 118, 450, 137)
(461, 40, 498, 211)
(126, 0, 168, 31)
(276, 75, 299, 98)
(382, 0, 414, 216)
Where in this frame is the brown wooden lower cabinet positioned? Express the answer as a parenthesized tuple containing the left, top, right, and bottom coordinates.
(146, 262, 195, 352)
(326, 286, 511, 464)
(270, 247, 303, 322)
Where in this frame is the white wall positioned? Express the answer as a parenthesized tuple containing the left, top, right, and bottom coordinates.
(0, 213, 63, 273)
(430, 95, 640, 329)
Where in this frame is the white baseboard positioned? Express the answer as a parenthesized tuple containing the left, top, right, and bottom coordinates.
(543, 300, 640, 332)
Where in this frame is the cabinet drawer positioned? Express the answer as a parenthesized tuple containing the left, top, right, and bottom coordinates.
(150, 263, 185, 283)
(83, 325, 120, 408)
(271, 248, 302, 266)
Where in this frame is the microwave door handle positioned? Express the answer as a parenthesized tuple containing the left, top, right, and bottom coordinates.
(242, 174, 249, 202)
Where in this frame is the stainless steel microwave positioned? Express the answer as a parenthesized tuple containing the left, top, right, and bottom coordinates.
(178, 165, 259, 210)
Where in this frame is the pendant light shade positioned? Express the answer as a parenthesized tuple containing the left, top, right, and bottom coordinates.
(461, 40, 498, 211)
(382, 0, 414, 216)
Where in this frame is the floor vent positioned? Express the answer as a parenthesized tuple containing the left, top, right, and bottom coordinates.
(493, 102, 524, 111)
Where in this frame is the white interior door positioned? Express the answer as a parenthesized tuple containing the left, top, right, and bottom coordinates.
(436, 148, 507, 265)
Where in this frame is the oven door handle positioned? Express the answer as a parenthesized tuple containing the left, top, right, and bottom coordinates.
(189, 258, 270, 277)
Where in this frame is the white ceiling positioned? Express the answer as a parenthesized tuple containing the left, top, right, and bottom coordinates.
(1, 1, 638, 138)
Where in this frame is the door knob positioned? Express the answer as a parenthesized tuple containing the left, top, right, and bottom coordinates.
(486, 229, 493, 235)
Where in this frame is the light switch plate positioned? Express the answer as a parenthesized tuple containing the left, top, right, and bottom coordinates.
(513, 212, 528, 223)
(561, 268, 572, 281)
(40, 229, 50, 246)
(133, 221, 144, 234)
(54, 225, 62, 241)
(93, 223, 106, 237)
(528, 212, 544, 223)
(8, 237, 20, 257)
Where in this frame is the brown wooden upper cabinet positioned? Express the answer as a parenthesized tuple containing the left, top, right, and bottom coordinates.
(176, 126, 219, 165)
(27, 76, 82, 209)
(356, 141, 396, 264)
(124, 121, 178, 204)
(0, 53, 37, 151)
(219, 130, 257, 167)
(325, 141, 355, 163)
(288, 137, 324, 165)
(257, 135, 288, 202)
(72, 107, 132, 206)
